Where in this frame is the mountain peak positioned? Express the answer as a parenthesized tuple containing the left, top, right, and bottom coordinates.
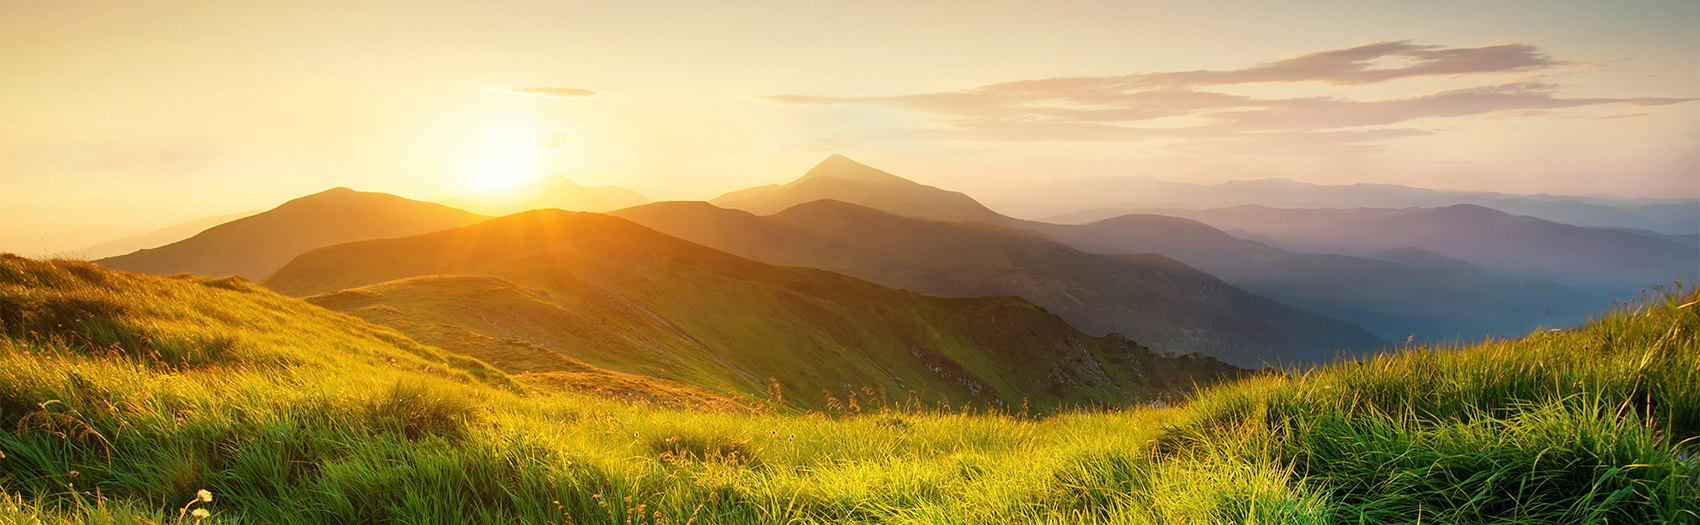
(306, 186, 360, 198)
(283, 186, 372, 207)
(534, 175, 588, 189)
(797, 154, 917, 187)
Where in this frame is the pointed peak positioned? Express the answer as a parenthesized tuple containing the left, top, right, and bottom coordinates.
(796, 154, 916, 187)
(284, 187, 371, 205)
(536, 175, 586, 187)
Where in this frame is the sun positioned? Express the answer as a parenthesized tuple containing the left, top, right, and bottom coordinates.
(463, 112, 557, 192)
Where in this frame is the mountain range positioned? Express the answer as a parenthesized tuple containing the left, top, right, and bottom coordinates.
(987, 176, 1699, 235)
(613, 199, 1385, 367)
(261, 209, 1244, 410)
(1015, 214, 1611, 342)
(692, 155, 1623, 344)
(79, 154, 1662, 376)
(1098, 205, 1699, 291)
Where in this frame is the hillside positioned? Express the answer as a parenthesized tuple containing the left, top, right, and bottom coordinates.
(712, 154, 1011, 225)
(614, 200, 1386, 367)
(1119, 204, 1699, 290)
(1017, 214, 1614, 342)
(5, 253, 1694, 523)
(95, 188, 490, 280)
(264, 210, 1244, 410)
(441, 175, 652, 216)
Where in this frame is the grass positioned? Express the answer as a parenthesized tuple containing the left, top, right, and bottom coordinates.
(1, 254, 1696, 523)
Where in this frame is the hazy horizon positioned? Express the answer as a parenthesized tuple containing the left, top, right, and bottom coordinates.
(3, 0, 1696, 254)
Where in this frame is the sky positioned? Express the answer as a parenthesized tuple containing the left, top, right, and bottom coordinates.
(1, 0, 1696, 254)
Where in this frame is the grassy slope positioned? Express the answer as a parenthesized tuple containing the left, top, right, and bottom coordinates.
(95, 188, 489, 281)
(262, 210, 1238, 411)
(614, 200, 1386, 367)
(3, 255, 1695, 523)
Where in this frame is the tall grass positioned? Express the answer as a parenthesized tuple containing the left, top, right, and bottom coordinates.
(1, 256, 1695, 523)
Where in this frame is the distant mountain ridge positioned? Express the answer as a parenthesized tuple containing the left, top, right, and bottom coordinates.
(1105, 204, 1699, 291)
(62, 210, 260, 260)
(700, 155, 1619, 344)
(263, 209, 1246, 410)
(614, 199, 1386, 367)
(96, 187, 489, 280)
(992, 176, 1698, 234)
(442, 175, 651, 216)
(1017, 214, 1615, 342)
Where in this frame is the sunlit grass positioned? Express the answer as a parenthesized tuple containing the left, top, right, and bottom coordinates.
(1, 255, 1695, 523)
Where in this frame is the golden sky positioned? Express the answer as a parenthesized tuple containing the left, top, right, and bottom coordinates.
(1, 0, 1695, 254)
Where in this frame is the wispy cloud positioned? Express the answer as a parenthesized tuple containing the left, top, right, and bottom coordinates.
(534, 128, 570, 151)
(757, 41, 1693, 154)
(485, 87, 599, 99)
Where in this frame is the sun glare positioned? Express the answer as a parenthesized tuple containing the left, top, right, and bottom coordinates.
(464, 112, 557, 192)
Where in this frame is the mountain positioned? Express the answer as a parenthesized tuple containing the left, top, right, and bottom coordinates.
(613, 200, 1385, 367)
(263, 210, 1245, 410)
(441, 175, 651, 216)
(712, 154, 1011, 226)
(61, 210, 260, 259)
(1107, 205, 1699, 291)
(1368, 247, 1490, 276)
(996, 177, 1698, 235)
(1594, 227, 1700, 250)
(96, 188, 489, 281)
(1016, 214, 1615, 342)
(690, 155, 1616, 352)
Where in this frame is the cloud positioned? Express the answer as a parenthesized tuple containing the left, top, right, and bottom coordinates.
(534, 128, 570, 151)
(1199, 83, 1689, 131)
(485, 87, 599, 99)
(757, 41, 1694, 154)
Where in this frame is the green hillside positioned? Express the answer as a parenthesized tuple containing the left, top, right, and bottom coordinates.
(96, 188, 490, 281)
(3, 254, 1694, 523)
(614, 199, 1386, 367)
(263, 210, 1241, 411)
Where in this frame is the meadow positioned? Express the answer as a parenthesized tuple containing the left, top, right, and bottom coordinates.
(1, 254, 1695, 524)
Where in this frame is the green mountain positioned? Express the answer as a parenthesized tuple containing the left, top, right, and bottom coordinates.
(613, 200, 1386, 367)
(441, 175, 652, 216)
(95, 188, 490, 281)
(263, 210, 1244, 410)
(711, 154, 1010, 225)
